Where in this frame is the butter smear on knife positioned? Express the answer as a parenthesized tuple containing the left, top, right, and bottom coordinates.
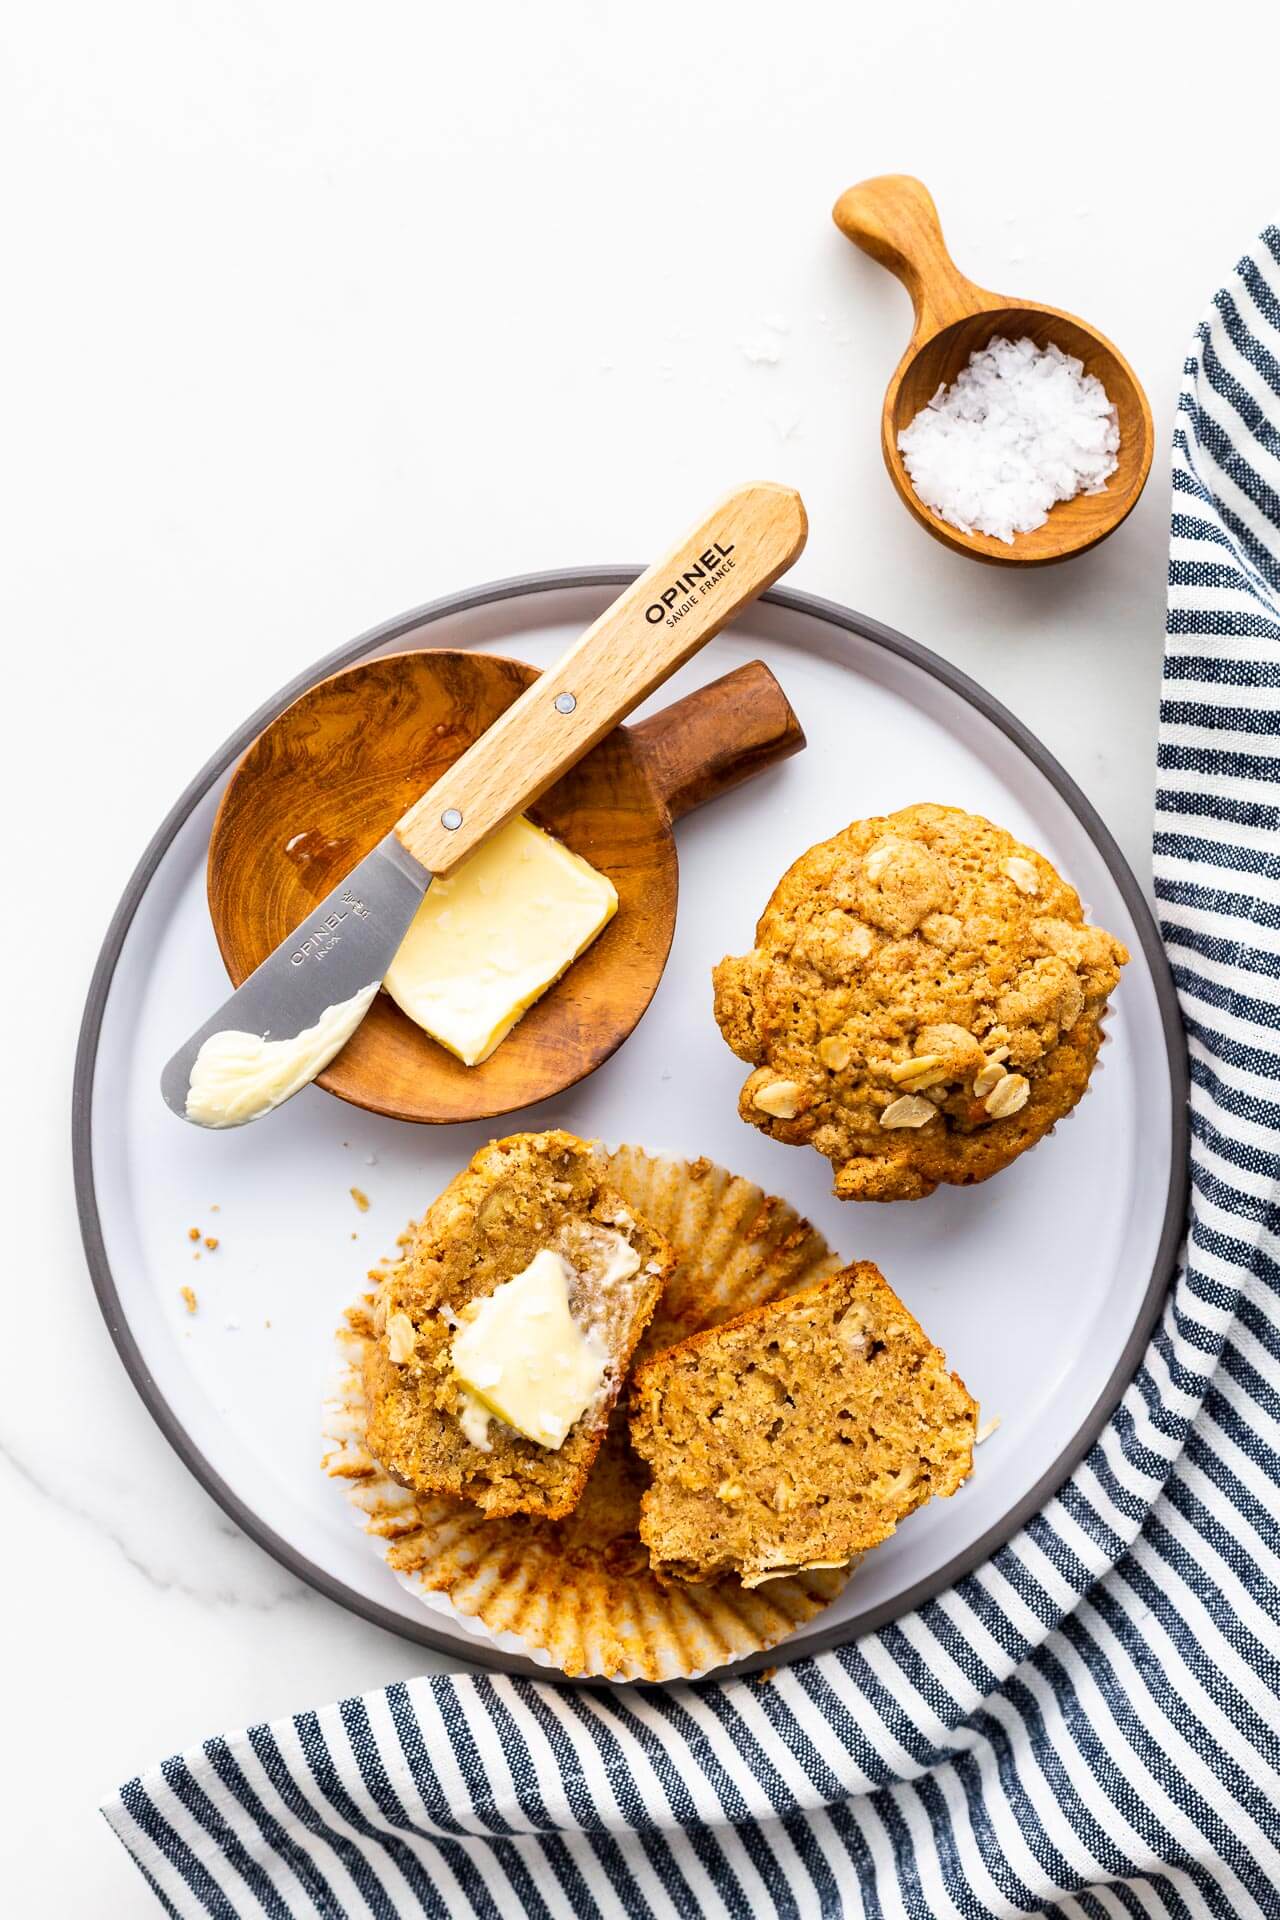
(383, 815, 617, 1065)
(185, 981, 379, 1127)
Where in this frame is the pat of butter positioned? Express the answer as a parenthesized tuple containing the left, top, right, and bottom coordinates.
(450, 1248, 606, 1449)
(383, 815, 618, 1066)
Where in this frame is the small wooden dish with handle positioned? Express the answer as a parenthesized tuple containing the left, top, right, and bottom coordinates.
(833, 174, 1153, 566)
(208, 645, 804, 1124)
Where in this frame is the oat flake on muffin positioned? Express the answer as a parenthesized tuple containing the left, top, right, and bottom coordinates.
(712, 803, 1128, 1202)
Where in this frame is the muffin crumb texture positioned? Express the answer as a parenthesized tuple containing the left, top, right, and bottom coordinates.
(629, 1262, 977, 1586)
(362, 1131, 675, 1520)
(712, 804, 1128, 1201)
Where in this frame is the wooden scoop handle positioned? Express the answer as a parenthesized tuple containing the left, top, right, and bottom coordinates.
(394, 482, 807, 876)
(832, 174, 987, 345)
(632, 660, 804, 823)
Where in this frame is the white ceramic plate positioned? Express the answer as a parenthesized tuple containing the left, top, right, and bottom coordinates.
(74, 574, 1187, 1681)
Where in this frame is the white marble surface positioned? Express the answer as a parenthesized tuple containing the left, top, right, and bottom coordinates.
(2, 1, 1269, 1908)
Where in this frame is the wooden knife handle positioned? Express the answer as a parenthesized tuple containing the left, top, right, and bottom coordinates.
(393, 482, 807, 875)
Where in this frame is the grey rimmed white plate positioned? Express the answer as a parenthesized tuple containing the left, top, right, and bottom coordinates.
(73, 573, 1187, 1682)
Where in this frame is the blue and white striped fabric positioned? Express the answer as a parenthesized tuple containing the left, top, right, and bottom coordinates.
(103, 234, 1280, 1918)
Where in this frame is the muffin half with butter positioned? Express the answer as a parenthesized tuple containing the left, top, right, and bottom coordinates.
(712, 803, 1128, 1202)
(363, 1131, 675, 1519)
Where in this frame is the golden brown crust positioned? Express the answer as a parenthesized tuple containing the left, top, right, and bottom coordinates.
(362, 1131, 675, 1520)
(712, 803, 1128, 1202)
(629, 1261, 977, 1586)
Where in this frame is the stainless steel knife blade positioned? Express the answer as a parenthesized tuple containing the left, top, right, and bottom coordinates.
(161, 831, 430, 1124)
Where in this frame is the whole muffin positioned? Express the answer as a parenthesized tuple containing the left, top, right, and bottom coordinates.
(712, 804, 1128, 1201)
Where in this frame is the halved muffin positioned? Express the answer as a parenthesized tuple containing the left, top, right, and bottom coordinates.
(328, 1143, 851, 1680)
(363, 1131, 675, 1521)
(629, 1261, 976, 1586)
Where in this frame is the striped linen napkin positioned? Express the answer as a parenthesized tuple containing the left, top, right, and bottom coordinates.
(102, 234, 1280, 1919)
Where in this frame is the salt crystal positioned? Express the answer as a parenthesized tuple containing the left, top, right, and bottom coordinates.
(896, 336, 1120, 545)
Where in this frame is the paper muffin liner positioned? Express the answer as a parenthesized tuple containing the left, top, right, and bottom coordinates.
(322, 1146, 851, 1683)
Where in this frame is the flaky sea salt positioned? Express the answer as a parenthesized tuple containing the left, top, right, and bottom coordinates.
(896, 336, 1120, 545)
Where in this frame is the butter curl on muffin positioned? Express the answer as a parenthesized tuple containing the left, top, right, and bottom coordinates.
(712, 803, 1128, 1202)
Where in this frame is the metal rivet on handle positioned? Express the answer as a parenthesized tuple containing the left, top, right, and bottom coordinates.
(554, 692, 577, 714)
(441, 808, 463, 831)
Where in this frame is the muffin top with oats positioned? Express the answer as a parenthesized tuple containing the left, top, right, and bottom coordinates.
(711, 804, 1128, 1202)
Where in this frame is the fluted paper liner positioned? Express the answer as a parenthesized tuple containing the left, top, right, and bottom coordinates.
(322, 1146, 851, 1682)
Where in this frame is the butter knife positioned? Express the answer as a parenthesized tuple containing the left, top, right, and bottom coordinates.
(162, 481, 808, 1126)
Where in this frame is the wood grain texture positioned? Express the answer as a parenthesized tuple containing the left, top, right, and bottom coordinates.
(631, 660, 805, 824)
(394, 482, 806, 872)
(833, 174, 1153, 567)
(207, 650, 803, 1124)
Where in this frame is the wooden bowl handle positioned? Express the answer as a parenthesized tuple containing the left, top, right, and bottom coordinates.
(394, 482, 806, 876)
(832, 174, 985, 343)
(631, 660, 805, 823)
